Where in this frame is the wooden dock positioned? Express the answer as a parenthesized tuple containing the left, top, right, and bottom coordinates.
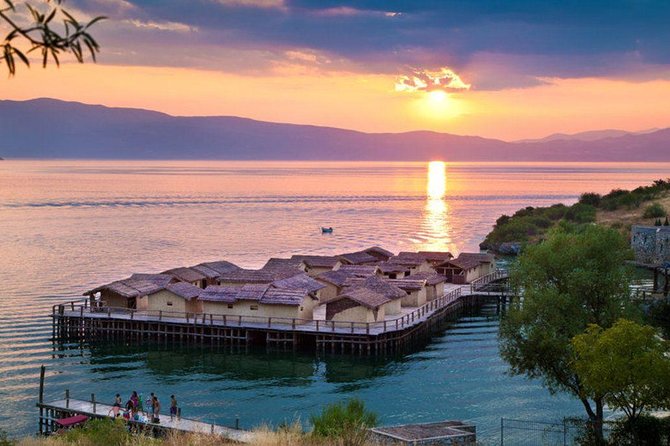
(52, 272, 510, 355)
(35, 367, 254, 441)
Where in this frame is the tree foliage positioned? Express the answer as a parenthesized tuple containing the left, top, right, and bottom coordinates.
(1, 0, 104, 75)
(499, 225, 636, 434)
(572, 319, 670, 422)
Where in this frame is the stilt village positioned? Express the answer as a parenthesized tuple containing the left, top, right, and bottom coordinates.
(53, 247, 508, 354)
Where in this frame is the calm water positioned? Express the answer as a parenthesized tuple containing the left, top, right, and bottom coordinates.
(1, 160, 668, 442)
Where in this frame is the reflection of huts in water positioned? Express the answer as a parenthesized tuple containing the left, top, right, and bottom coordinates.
(326, 276, 407, 323)
(85, 273, 175, 309)
(199, 283, 321, 321)
(406, 271, 447, 300)
(436, 253, 496, 284)
(191, 260, 241, 286)
(138, 282, 202, 315)
(290, 255, 341, 277)
(162, 267, 208, 289)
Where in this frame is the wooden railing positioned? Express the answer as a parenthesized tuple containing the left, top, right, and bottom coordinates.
(54, 288, 464, 336)
(470, 269, 508, 293)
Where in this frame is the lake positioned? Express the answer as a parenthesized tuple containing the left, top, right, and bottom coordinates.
(0, 160, 668, 442)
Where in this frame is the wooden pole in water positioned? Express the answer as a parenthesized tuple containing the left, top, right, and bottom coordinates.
(38, 365, 45, 404)
(38, 365, 45, 435)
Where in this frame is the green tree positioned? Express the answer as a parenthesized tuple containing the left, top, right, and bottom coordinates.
(1, 0, 104, 75)
(572, 319, 670, 422)
(499, 225, 635, 440)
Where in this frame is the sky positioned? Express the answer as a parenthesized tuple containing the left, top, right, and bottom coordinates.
(2, 0, 670, 140)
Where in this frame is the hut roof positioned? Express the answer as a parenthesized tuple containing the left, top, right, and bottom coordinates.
(440, 253, 494, 270)
(162, 267, 206, 283)
(198, 284, 309, 306)
(376, 262, 411, 274)
(388, 255, 427, 267)
(260, 288, 311, 306)
(190, 264, 221, 279)
(165, 282, 201, 300)
(338, 251, 378, 265)
(386, 278, 426, 292)
(217, 269, 277, 284)
(334, 287, 391, 309)
(407, 271, 447, 285)
(363, 246, 395, 261)
(316, 270, 354, 287)
(86, 274, 174, 298)
(196, 260, 241, 276)
(397, 251, 453, 263)
(337, 264, 380, 277)
(291, 255, 340, 269)
(129, 273, 175, 287)
(263, 258, 302, 271)
(236, 284, 271, 301)
(272, 273, 325, 294)
(417, 251, 454, 262)
(198, 286, 240, 303)
(343, 276, 407, 300)
(439, 253, 495, 270)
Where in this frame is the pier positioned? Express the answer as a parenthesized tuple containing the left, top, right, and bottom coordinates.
(36, 367, 253, 441)
(52, 272, 510, 355)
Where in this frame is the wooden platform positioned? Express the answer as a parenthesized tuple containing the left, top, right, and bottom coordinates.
(37, 397, 254, 442)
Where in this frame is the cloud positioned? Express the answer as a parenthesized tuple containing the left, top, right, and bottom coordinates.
(67, 0, 670, 87)
(395, 67, 470, 94)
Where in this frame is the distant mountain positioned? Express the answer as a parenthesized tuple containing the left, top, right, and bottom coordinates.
(0, 98, 668, 161)
(517, 128, 660, 143)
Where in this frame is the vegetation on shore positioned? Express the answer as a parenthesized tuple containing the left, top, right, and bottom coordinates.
(500, 225, 670, 445)
(481, 179, 670, 253)
(2, 398, 379, 446)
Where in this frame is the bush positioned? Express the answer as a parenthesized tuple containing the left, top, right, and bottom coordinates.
(60, 418, 132, 446)
(0, 429, 12, 446)
(579, 192, 602, 207)
(608, 415, 670, 446)
(565, 203, 596, 224)
(643, 203, 667, 219)
(310, 398, 377, 445)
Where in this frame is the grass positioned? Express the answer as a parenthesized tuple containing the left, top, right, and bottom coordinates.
(482, 179, 670, 252)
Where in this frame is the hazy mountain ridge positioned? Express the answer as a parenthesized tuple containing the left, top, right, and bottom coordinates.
(0, 98, 668, 161)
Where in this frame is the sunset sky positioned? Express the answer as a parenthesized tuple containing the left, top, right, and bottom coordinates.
(2, 0, 670, 140)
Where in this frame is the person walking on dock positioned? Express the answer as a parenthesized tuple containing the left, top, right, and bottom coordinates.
(170, 395, 178, 421)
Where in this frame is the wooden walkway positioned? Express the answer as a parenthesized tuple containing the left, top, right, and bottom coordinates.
(38, 397, 254, 442)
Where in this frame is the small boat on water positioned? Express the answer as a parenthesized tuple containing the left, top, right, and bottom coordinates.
(321, 227, 334, 233)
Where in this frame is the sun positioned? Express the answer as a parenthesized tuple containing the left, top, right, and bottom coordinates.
(429, 90, 447, 103)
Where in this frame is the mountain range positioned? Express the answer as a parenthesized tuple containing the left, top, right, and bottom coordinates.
(0, 98, 668, 161)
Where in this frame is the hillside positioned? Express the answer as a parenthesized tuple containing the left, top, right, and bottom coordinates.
(1, 98, 669, 161)
(481, 180, 670, 254)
